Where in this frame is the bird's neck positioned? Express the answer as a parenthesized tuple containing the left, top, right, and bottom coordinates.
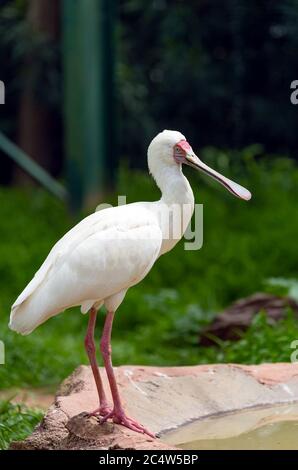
(152, 163, 195, 255)
(154, 163, 194, 208)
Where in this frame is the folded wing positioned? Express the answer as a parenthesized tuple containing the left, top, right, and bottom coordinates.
(9, 204, 162, 335)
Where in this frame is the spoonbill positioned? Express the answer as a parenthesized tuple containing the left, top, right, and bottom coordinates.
(9, 130, 251, 437)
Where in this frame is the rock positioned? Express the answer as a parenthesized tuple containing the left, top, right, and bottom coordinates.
(200, 293, 298, 345)
(10, 363, 298, 450)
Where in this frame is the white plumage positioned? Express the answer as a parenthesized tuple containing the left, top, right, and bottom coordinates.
(9, 203, 163, 334)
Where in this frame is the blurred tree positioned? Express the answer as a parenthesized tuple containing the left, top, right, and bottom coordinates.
(118, 0, 298, 164)
(0, 0, 27, 183)
(16, 0, 62, 182)
(0, 0, 62, 183)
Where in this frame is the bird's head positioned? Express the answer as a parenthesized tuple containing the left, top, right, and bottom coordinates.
(148, 129, 251, 201)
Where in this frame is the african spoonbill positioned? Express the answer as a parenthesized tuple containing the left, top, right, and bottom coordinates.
(9, 130, 251, 437)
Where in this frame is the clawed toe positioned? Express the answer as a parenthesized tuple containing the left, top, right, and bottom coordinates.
(100, 409, 155, 438)
(88, 405, 113, 417)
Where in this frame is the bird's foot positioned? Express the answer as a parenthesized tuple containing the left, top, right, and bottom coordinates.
(100, 408, 155, 438)
(88, 404, 113, 417)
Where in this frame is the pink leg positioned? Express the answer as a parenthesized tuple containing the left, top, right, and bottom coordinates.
(84, 307, 111, 416)
(99, 310, 155, 438)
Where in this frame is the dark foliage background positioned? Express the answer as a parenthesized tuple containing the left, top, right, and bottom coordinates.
(1, 0, 298, 177)
(118, 0, 298, 160)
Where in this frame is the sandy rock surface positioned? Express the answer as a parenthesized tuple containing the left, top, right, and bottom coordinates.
(10, 363, 298, 450)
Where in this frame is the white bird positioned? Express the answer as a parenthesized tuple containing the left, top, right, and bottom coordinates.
(9, 130, 251, 437)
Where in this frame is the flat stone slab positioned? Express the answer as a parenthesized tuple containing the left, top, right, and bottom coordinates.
(10, 363, 298, 450)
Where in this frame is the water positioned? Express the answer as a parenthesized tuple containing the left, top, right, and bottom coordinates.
(161, 403, 298, 450)
(181, 421, 298, 450)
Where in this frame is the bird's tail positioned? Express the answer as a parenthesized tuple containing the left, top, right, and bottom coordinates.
(9, 289, 59, 335)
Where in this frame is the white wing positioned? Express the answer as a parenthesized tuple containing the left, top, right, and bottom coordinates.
(9, 203, 162, 335)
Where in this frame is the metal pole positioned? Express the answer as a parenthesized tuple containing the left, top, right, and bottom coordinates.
(62, 0, 116, 211)
(0, 131, 68, 201)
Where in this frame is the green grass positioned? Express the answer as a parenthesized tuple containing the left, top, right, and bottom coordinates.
(0, 149, 298, 392)
(0, 399, 43, 450)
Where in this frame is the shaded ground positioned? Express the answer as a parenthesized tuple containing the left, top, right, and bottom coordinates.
(200, 293, 298, 345)
(0, 388, 54, 410)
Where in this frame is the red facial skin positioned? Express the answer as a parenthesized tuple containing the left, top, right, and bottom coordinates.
(174, 139, 193, 164)
(176, 139, 193, 153)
